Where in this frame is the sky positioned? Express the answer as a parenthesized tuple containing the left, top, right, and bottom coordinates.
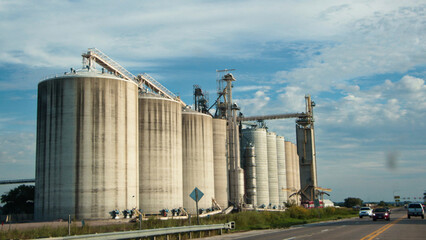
(0, 0, 425, 203)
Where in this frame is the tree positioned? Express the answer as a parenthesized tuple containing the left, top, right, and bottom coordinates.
(343, 197, 363, 208)
(378, 201, 387, 207)
(0, 185, 34, 214)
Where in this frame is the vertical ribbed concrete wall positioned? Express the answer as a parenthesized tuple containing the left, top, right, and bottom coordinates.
(284, 141, 295, 204)
(276, 136, 287, 206)
(266, 132, 279, 207)
(212, 118, 228, 209)
(138, 95, 182, 214)
(182, 110, 215, 213)
(243, 146, 256, 206)
(241, 128, 269, 207)
(35, 72, 139, 220)
(293, 143, 301, 204)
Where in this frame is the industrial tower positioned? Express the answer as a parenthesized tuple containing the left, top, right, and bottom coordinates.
(296, 95, 318, 203)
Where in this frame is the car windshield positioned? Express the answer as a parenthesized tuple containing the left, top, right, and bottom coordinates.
(360, 207, 370, 210)
(374, 208, 386, 212)
(408, 204, 422, 208)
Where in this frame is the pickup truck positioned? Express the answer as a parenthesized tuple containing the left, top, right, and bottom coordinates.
(407, 203, 424, 219)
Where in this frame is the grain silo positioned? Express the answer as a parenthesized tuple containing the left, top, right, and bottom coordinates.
(266, 132, 279, 207)
(293, 143, 301, 204)
(138, 94, 183, 214)
(212, 118, 228, 209)
(285, 141, 295, 204)
(241, 127, 269, 207)
(243, 145, 257, 207)
(182, 110, 215, 213)
(276, 136, 287, 206)
(35, 69, 139, 221)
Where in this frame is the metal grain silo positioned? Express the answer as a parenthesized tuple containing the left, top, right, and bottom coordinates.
(266, 132, 279, 207)
(285, 141, 295, 204)
(138, 94, 183, 214)
(212, 118, 228, 209)
(241, 128, 269, 207)
(182, 110, 215, 214)
(35, 70, 139, 221)
(276, 136, 287, 206)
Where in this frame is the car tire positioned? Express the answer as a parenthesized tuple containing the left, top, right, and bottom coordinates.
(373, 218, 376, 221)
(408, 215, 410, 219)
(422, 215, 424, 219)
(386, 218, 390, 221)
(359, 216, 362, 218)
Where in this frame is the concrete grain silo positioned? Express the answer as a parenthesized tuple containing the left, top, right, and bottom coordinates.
(285, 141, 295, 204)
(266, 132, 279, 207)
(138, 94, 183, 214)
(243, 145, 256, 207)
(276, 136, 287, 206)
(241, 128, 269, 207)
(293, 143, 301, 204)
(212, 118, 228, 209)
(182, 110, 215, 213)
(35, 70, 139, 221)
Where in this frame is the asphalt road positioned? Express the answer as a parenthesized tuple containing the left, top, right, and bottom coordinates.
(200, 208, 426, 240)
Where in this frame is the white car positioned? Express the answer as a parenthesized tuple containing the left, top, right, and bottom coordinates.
(359, 207, 373, 218)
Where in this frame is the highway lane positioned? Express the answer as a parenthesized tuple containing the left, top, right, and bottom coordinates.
(200, 208, 426, 240)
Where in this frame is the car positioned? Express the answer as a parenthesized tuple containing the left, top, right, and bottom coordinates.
(359, 207, 373, 218)
(385, 207, 391, 214)
(407, 203, 424, 219)
(372, 208, 390, 221)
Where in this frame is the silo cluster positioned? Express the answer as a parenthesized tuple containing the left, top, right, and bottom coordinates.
(241, 127, 300, 208)
(35, 70, 228, 221)
(35, 66, 305, 221)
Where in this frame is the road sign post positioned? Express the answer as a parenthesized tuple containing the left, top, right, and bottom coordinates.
(190, 187, 204, 225)
(195, 190, 199, 225)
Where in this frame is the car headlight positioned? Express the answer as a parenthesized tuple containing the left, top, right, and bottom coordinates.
(373, 214, 376, 216)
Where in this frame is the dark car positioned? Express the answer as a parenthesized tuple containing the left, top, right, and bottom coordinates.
(372, 208, 390, 221)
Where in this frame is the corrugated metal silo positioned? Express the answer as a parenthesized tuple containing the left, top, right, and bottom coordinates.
(182, 110, 215, 214)
(266, 132, 279, 207)
(138, 94, 183, 214)
(276, 136, 287, 206)
(241, 128, 269, 207)
(35, 70, 139, 221)
(212, 118, 228, 209)
(285, 141, 295, 204)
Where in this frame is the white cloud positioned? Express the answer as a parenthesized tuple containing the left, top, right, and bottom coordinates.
(275, 3, 425, 93)
(0, 0, 423, 70)
(0, 131, 35, 165)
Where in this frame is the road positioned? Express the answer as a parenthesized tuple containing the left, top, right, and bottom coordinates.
(200, 208, 426, 240)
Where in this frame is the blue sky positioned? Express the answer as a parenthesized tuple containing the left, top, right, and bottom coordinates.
(0, 0, 425, 203)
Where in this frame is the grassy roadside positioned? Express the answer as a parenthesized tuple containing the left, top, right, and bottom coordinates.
(0, 207, 357, 239)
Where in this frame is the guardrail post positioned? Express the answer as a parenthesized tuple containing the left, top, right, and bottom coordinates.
(220, 228, 223, 235)
(68, 215, 71, 236)
(189, 231, 192, 239)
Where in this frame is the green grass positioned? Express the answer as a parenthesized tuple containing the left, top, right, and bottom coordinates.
(0, 207, 357, 239)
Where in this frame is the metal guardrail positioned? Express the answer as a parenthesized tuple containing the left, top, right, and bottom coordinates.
(39, 222, 235, 240)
